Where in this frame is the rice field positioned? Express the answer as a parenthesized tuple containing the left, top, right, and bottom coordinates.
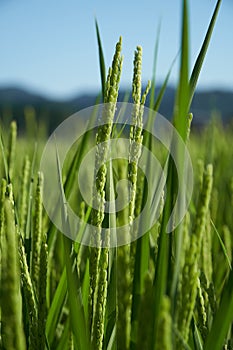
(1, 0, 233, 349)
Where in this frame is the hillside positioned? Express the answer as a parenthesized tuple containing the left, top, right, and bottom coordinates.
(0, 86, 232, 131)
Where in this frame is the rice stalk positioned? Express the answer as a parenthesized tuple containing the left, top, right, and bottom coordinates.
(194, 164, 213, 256)
(115, 156, 131, 350)
(136, 272, 154, 350)
(196, 276, 208, 341)
(0, 179, 6, 237)
(210, 187, 218, 223)
(18, 233, 38, 350)
(128, 46, 150, 229)
(222, 225, 232, 266)
(19, 155, 31, 237)
(37, 232, 48, 350)
(155, 296, 172, 350)
(176, 164, 213, 343)
(176, 232, 199, 344)
(180, 212, 191, 271)
(31, 172, 43, 292)
(0, 184, 26, 350)
(116, 46, 151, 350)
(0, 127, 9, 182)
(91, 230, 109, 349)
(90, 37, 122, 349)
(116, 243, 132, 350)
(201, 212, 212, 285)
(7, 121, 17, 182)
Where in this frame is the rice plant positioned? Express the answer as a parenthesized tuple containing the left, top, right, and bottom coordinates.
(1, 0, 233, 349)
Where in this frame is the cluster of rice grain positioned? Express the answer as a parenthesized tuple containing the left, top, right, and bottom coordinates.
(0, 182, 26, 350)
(90, 37, 123, 350)
(0, 123, 48, 349)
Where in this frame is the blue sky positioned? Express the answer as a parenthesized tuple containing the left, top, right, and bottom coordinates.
(0, 0, 232, 99)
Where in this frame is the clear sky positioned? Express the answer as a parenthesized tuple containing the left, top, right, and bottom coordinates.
(0, 0, 232, 99)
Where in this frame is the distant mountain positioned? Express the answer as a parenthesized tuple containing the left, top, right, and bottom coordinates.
(0, 86, 232, 131)
(191, 90, 233, 124)
(0, 87, 49, 105)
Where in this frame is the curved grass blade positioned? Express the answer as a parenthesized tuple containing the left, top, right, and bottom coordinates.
(56, 319, 70, 350)
(63, 236, 90, 350)
(106, 324, 116, 350)
(204, 268, 233, 350)
(153, 53, 177, 112)
(191, 317, 203, 350)
(149, 21, 161, 110)
(95, 18, 106, 101)
(47, 103, 100, 252)
(211, 218, 232, 270)
(46, 267, 67, 345)
(189, 0, 223, 109)
(55, 140, 90, 350)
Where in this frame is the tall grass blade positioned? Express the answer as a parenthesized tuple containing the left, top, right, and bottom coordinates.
(173, 0, 189, 139)
(204, 268, 233, 350)
(189, 0, 222, 108)
(46, 267, 67, 345)
(153, 54, 177, 112)
(169, 0, 190, 306)
(210, 219, 232, 270)
(55, 141, 90, 350)
(149, 21, 161, 110)
(95, 19, 106, 100)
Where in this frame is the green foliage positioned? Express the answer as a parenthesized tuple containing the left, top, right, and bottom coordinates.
(1, 1, 232, 349)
